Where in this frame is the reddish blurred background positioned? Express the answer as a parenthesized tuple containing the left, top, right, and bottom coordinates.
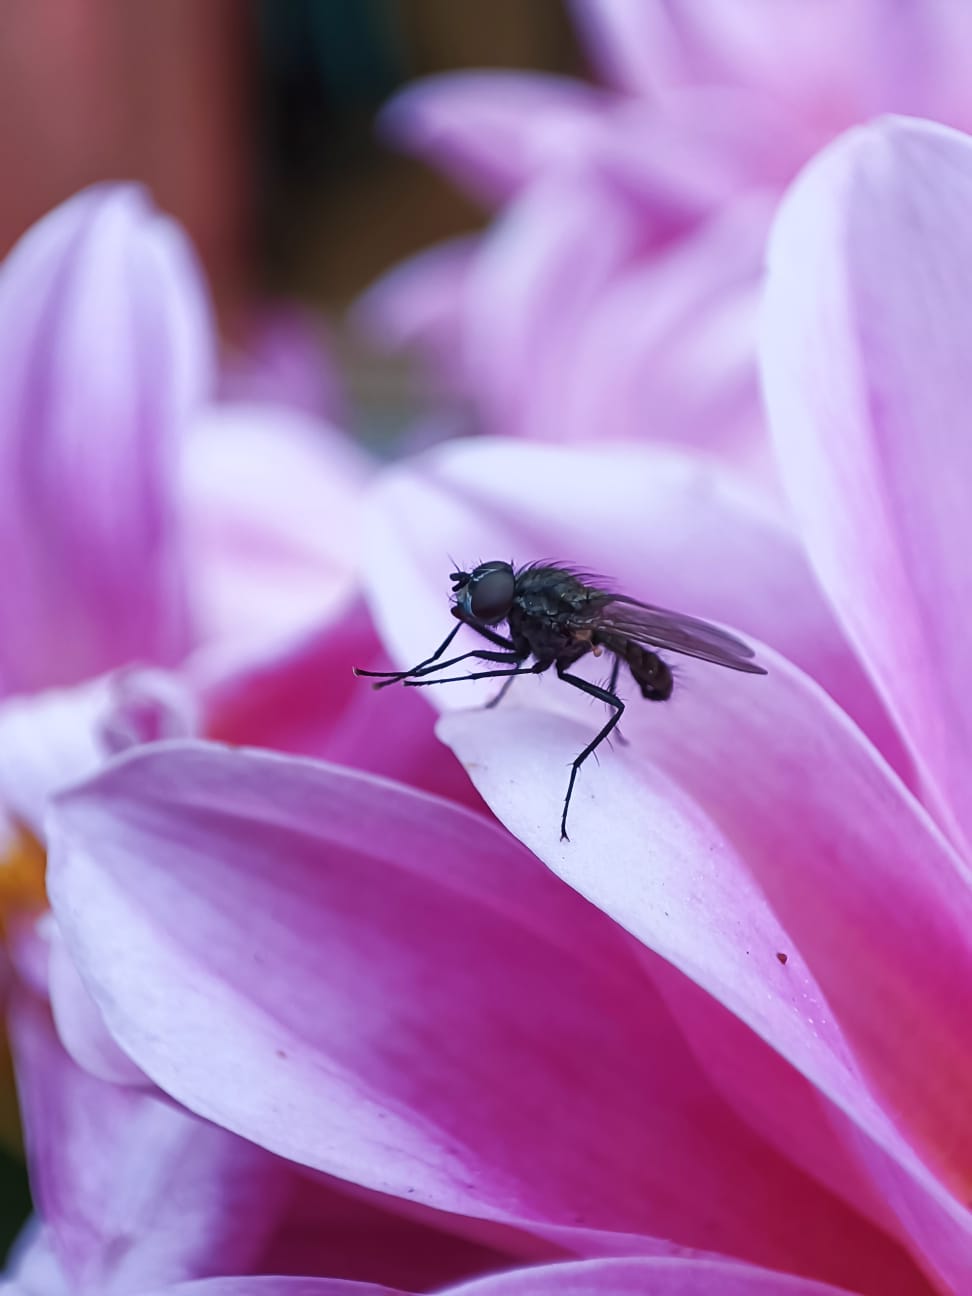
(0, 0, 577, 326)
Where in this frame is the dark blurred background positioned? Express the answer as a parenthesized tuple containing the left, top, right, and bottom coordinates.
(0, 1, 579, 323)
(0, 0, 581, 1260)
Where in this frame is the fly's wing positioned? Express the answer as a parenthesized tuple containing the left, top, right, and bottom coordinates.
(598, 596, 767, 674)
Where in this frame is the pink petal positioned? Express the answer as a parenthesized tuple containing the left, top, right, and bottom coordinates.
(380, 72, 607, 205)
(353, 238, 478, 394)
(181, 403, 369, 685)
(761, 117, 972, 853)
(8, 989, 291, 1294)
(0, 185, 212, 695)
(360, 437, 910, 781)
(2, 1221, 70, 1296)
(438, 649, 972, 1287)
(218, 306, 345, 424)
(46, 744, 925, 1290)
(0, 668, 196, 839)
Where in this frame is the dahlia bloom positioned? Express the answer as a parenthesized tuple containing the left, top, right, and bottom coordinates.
(358, 0, 972, 468)
(39, 116, 972, 1295)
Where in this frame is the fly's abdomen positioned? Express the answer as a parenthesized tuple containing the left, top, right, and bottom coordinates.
(621, 642, 673, 701)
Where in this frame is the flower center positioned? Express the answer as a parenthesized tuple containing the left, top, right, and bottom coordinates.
(0, 825, 47, 935)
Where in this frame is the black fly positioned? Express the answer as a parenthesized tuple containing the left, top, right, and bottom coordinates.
(355, 561, 767, 840)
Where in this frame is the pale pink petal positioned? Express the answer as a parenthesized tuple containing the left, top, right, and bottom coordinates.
(0, 668, 196, 839)
(438, 648, 972, 1287)
(761, 117, 972, 853)
(381, 72, 607, 205)
(181, 403, 369, 685)
(47, 924, 146, 1085)
(8, 990, 291, 1294)
(47, 744, 924, 1290)
(0, 184, 212, 695)
(1, 1221, 69, 1296)
(443, 1256, 884, 1295)
(360, 437, 910, 781)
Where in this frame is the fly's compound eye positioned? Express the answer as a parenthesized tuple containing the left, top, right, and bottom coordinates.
(469, 565, 515, 622)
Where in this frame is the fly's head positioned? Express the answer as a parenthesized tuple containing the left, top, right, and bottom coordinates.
(450, 561, 516, 625)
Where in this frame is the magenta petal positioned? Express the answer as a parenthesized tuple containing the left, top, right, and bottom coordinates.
(46, 744, 924, 1288)
(133, 1282, 404, 1296)
(0, 185, 213, 694)
(381, 72, 606, 205)
(762, 117, 972, 853)
(8, 990, 292, 1294)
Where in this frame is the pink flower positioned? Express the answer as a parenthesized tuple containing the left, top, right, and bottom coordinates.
(42, 118, 972, 1292)
(357, 1, 972, 471)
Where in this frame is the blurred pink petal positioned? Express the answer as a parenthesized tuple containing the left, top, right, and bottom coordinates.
(550, 197, 769, 459)
(462, 173, 642, 441)
(181, 403, 369, 684)
(219, 306, 345, 425)
(8, 990, 289, 1294)
(0, 184, 212, 695)
(46, 744, 927, 1291)
(354, 238, 477, 394)
(201, 602, 481, 811)
(572, 1, 972, 130)
(381, 72, 607, 205)
(761, 116, 972, 855)
(359, 437, 910, 781)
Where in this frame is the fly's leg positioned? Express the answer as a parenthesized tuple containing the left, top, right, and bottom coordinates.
(406, 659, 545, 688)
(556, 668, 625, 841)
(485, 673, 518, 709)
(606, 654, 628, 747)
(355, 622, 515, 689)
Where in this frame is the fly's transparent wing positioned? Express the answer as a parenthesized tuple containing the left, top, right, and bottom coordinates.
(598, 596, 767, 674)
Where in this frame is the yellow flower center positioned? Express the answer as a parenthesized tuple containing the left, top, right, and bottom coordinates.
(0, 824, 47, 1154)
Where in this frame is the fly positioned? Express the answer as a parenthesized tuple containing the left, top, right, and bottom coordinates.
(355, 561, 767, 840)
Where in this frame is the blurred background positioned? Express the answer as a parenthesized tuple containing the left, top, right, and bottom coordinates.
(0, 2, 580, 441)
(0, 0, 582, 1254)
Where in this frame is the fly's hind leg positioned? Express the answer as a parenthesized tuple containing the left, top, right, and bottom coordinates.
(606, 654, 629, 747)
(555, 667, 625, 841)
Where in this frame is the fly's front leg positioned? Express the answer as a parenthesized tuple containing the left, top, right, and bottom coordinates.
(406, 659, 544, 688)
(354, 621, 515, 689)
(555, 668, 625, 841)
